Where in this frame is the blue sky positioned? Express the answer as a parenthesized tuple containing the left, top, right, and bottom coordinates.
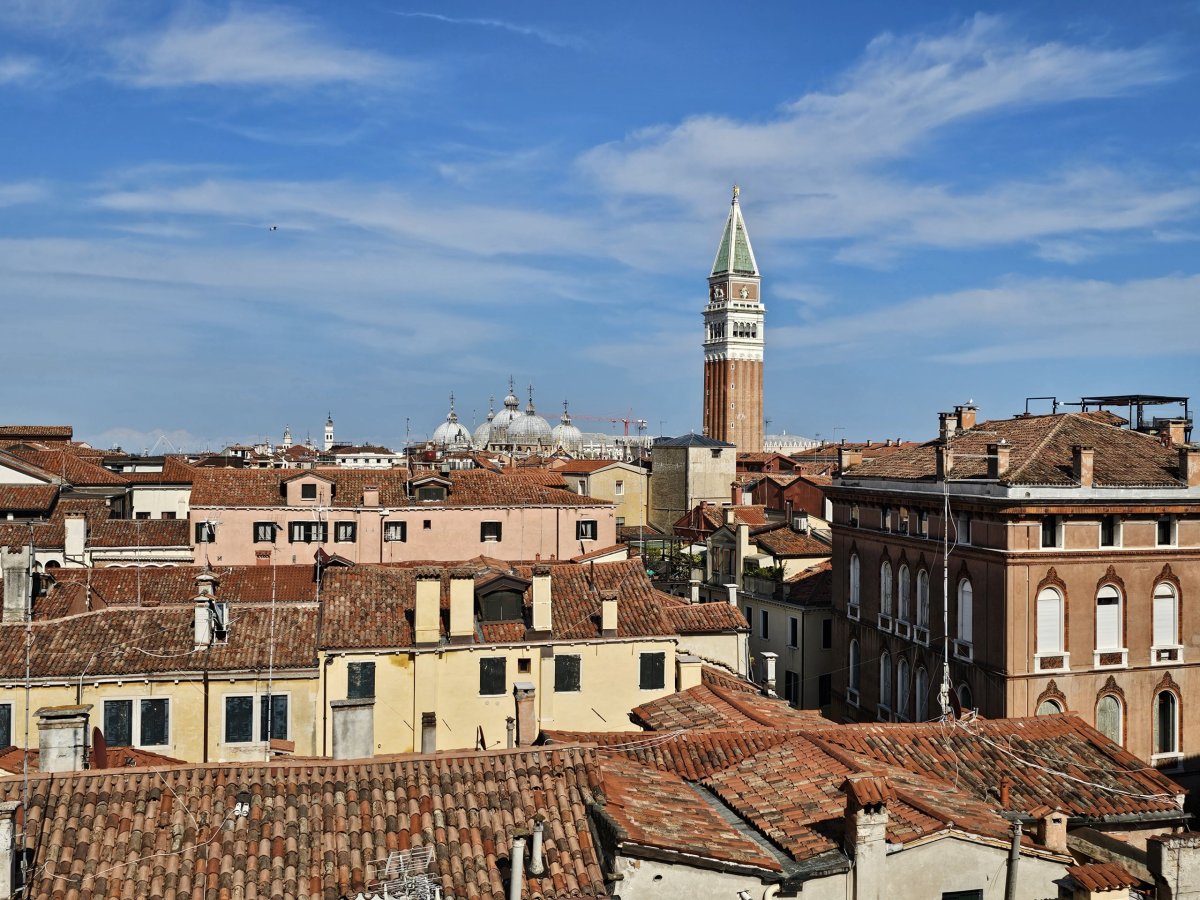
(2, 1, 1198, 451)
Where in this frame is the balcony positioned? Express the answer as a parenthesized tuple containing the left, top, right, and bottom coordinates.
(847, 603, 860, 621)
(894, 620, 911, 640)
(913, 626, 929, 646)
(876, 613, 893, 633)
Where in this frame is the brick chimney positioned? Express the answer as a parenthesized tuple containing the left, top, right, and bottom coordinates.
(600, 589, 618, 636)
(987, 441, 1012, 479)
(1180, 447, 1200, 488)
(414, 567, 441, 646)
(513, 683, 537, 746)
(330, 698, 374, 759)
(955, 404, 977, 432)
(936, 445, 955, 479)
(448, 567, 475, 642)
(1072, 445, 1095, 488)
(531, 565, 552, 633)
(838, 448, 863, 473)
(37, 704, 92, 773)
(1032, 805, 1069, 854)
(842, 775, 892, 900)
(939, 411, 958, 442)
(1, 546, 30, 624)
(1165, 420, 1187, 448)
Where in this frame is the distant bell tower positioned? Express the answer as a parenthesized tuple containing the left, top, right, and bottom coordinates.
(703, 185, 764, 451)
(324, 413, 335, 451)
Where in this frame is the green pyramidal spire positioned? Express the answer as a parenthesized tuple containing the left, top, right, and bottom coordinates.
(710, 184, 759, 277)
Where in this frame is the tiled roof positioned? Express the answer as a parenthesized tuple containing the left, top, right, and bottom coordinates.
(319, 560, 725, 650)
(659, 597, 747, 634)
(332, 445, 394, 455)
(0, 496, 113, 551)
(0, 745, 607, 900)
(654, 434, 734, 448)
(543, 729, 792, 780)
(631, 683, 830, 731)
(0, 425, 73, 439)
(701, 665, 761, 694)
(752, 524, 830, 557)
(87, 519, 191, 548)
(7, 447, 128, 486)
(557, 459, 619, 475)
(782, 561, 833, 606)
(847, 412, 1192, 487)
(598, 755, 782, 873)
(43, 564, 320, 609)
(0, 484, 58, 514)
(1067, 862, 1141, 891)
(0, 604, 319, 678)
(118, 457, 196, 484)
(816, 715, 1183, 819)
(0, 744, 184, 773)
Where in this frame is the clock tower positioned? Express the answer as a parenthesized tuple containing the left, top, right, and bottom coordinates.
(703, 186, 764, 451)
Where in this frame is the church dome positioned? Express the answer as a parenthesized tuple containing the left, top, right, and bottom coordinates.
(490, 379, 522, 431)
(509, 388, 552, 445)
(472, 398, 496, 448)
(432, 395, 472, 447)
(551, 402, 583, 452)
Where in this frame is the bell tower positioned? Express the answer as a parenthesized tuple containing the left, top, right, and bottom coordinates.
(703, 185, 764, 451)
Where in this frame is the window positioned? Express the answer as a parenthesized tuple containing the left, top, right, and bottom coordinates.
(898, 506, 910, 534)
(879, 561, 893, 616)
(942, 891, 983, 900)
(481, 521, 502, 542)
(1037, 699, 1063, 716)
(896, 657, 910, 719)
(639, 652, 665, 690)
(957, 580, 973, 642)
(384, 521, 407, 542)
(135, 511, 150, 520)
(614, 480, 624, 496)
(879, 651, 892, 710)
(1096, 695, 1122, 744)
(555, 655, 581, 692)
(615, 516, 625, 527)
(917, 509, 929, 536)
(788, 616, 798, 648)
(195, 521, 216, 543)
(881, 507, 891, 531)
(915, 668, 928, 721)
(348, 662, 376, 699)
(849, 553, 860, 606)
(760, 609, 769, 640)
(417, 486, 446, 502)
(848, 640, 860, 693)
(1153, 583, 1179, 648)
(849, 504, 860, 528)
(958, 683, 973, 713)
(225, 696, 254, 743)
(253, 522, 277, 543)
(479, 658, 507, 695)
(821, 618, 832, 649)
(480, 590, 524, 622)
(103, 700, 133, 747)
(222, 695, 286, 744)
(784, 670, 799, 705)
(300, 483, 317, 500)
(576, 520, 598, 541)
(1155, 691, 1179, 755)
(1157, 515, 1176, 547)
(897, 565, 910, 623)
(105, 698, 168, 747)
(289, 521, 327, 543)
(161, 512, 176, 520)
(259, 695, 288, 741)
(916, 570, 930, 628)
(818, 673, 832, 706)
(1095, 585, 1122, 650)
(1041, 515, 1060, 548)
(956, 512, 971, 545)
(1100, 515, 1119, 548)
(744, 604, 753, 631)
(0, 704, 9, 747)
(423, 519, 432, 530)
(1036, 587, 1063, 654)
(334, 521, 357, 543)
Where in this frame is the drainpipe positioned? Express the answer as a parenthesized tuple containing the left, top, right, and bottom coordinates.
(509, 833, 527, 900)
(1004, 820, 1021, 900)
(529, 817, 545, 876)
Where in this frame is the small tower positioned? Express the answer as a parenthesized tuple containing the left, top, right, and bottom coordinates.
(281, 425, 293, 449)
(703, 185, 764, 452)
(324, 413, 335, 451)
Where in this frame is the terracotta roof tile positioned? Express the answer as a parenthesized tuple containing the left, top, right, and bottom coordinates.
(631, 684, 830, 731)
(752, 524, 830, 557)
(87, 519, 191, 548)
(0, 484, 58, 514)
(0, 425, 73, 439)
(1067, 861, 1141, 891)
(7, 448, 128, 486)
(0, 744, 185, 773)
(542, 729, 793, 780)
(118, 457, 196, 484)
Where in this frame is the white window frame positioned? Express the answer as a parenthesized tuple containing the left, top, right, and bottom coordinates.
(614, 480, 624, 496)
(956, 511, 972, 546)
(915, 569, 930, 641)
(879, 561, 893, 619)
(848, 553, 861, 615)
(102, 696, 172, 749)
(1156, 515, 1178, 548)
(1099, 515, 1121, 549)
(1093, 584, 1127, 668)
(383, 521, 407, 543)
(847, 639, 860, 707)
(1152, 690, 1182, 767)
(1034, 587, 1069, 673)
(481, 521, 503, 543)
(576, 519, 598, 542)
(953, 579, 973, 661)
(897, 565, 911, 624)
(787, 616, 798, 649)
(1151, 582, 1183, 665)
(221, 692, 291, 746)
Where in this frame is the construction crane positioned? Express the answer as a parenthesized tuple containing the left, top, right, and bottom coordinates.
(573, 411, 649, 437)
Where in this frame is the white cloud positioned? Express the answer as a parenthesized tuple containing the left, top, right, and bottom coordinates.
(0, 55, 38, 83)
(389, 11, 583, 49)
(0, 181, 47, 206)
(109, 8, 407, 88)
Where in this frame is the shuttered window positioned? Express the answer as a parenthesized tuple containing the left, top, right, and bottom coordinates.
(348, 662, 376, 699)
(879, 652, 892, 708)
(1096, 695, 1121, 744)
(639, 652, 665, 690)
(849, 554, 860, 605)
(1153, 583, 1178, 646)
(1095, 585, 1121, 650)
(897, 566, 910, 622)
(1036, 588, 1063, 653)
(0, 704, 9, 747)
(259, 695, 288, 741)
(554, 655, 581, 692)
(479, 658, 506, 695)
(916, 571, 930, 628)
(879, 562, 893, 615)
(957, 580, 973, 642)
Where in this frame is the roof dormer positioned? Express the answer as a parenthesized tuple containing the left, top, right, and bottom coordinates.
(409, 474, 452, 503)
(282, 472, 335, 506)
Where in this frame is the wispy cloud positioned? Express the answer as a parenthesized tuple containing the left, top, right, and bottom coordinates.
(0, 181, 48, 206)
(390, 11, 583, 49)
(0, 55, 39, 84)
(109, 8, 409, 88)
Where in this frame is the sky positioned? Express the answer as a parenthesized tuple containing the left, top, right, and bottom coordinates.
(2, 1, 1198, 452)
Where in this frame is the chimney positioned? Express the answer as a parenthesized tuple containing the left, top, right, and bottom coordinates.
(676, 654, 703, 691)
(842, 775, 892, 900)
(1180, 447, 1200, 488)
(837, 448, 863, 473)
(600, 590, 618, 636)
(1148, 833, 1200, 900)
(414, 567, 441, 646)
(955, 404, 977, 432)
(420, 712, 437, 753)
(1072, 445, 1095, 488)
(936, 445, 955, 479)
(1166, 420, 1187, 448)
(689, 579, 700, 604)
(330, 698, 374, 759)
(0, 801, 18, 899)
(513, 683, 537, 746)
(760, 651, 778, 697)
(529, 816, 546, 877)
(36, 704, 91, 773)
(508, 831, 528, 900)
(1, 546, 30, 624)
(64, 512, 86, 565)
(195, 568, 219, 597)
(505, 716, 515, 749)
(531, 565, 552, 633)
(193, 593, 212, 648)
(362, 485, 379, 507)
(1032, 805, 1069, 855)
(939, 411, 958, 442)
(987, 441, 1011, 479)
(999, 777, 1012, 808)
(723, 505, 736, 526)
(449, 567, 475, 641)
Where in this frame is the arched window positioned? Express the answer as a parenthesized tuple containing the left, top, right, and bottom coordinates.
(1153, 583, 1179, 648)
(896, 657, 910, 719)
(880, 651, 892, 710)
(957, 579, 973, 642)
(880, 561, 893, 616)
(1037, 698, 1063, 716)
(916, 570, 929, 628)
(914, 667, 929, 721)
(1096, 695, 1122, 745)
(1036, 587, 1064, 654)
(897, 565, 910, 622)
(958, 682, 973, 713)
(1095, 584, 1122, 651)
(849, 554, 860, 606)
(1155, 691, 1178, 755)
(848, 640, 860, 692)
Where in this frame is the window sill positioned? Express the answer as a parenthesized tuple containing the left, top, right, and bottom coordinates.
(1034, 652, 1070, 674)
(845, 688, 859, 708)
(913, 626, 930, 646)
(1151, 645, 1184, 665)
(952, 640, 974, 663)
(876, 705, 893, 722)
(847, 604, 860, 621)
(877, 614, 893, 633)
(894, 621, 911, 639)
(1093, 649, 1128, 670)
(1151, 752, 1184, 772)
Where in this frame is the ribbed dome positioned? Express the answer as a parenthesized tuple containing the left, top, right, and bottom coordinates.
(552, 402, 583, 452)
(472, 400, 495, 449)
(510, 387, 552, 445)
(432, 395, 472, 447)
(490, 381, 522, 430)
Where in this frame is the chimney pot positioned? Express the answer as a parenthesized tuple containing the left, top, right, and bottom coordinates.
(1166, 420, 1186, 448)
(987, 442, 1012, 480)
(955, 404, 978, 432)
(449, 567, 475, 640)
(760, 651, 778, 697)
(1034, 806, 1069, 855)
(936, 445, 955, 479)
(939, 411, 958, 441)
(689, 579, 700, 604)
(1, 546, 31, 624)
(837, 448, 863, 473)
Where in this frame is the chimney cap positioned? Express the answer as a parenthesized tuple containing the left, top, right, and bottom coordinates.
(448, 566, 477, 579)
(531, 564, 552, 577)
(599, 589, 618, 601)
(414, 566, 443, 580)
